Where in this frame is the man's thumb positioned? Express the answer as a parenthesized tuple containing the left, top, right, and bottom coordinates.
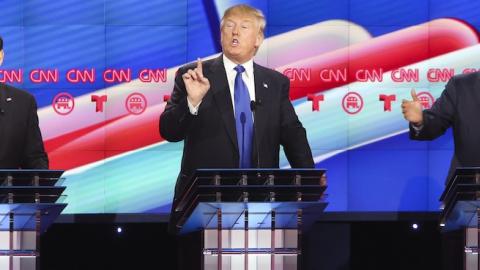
(411, 89, 419, 102)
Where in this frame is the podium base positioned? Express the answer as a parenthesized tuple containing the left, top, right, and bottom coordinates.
(203, 229, 300, 270)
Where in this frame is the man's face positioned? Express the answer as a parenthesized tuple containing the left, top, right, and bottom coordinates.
(220, 13, 263, 64)
(0, 50, 3, 66)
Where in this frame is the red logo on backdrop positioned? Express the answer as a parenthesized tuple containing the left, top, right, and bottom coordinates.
(125, 93, 147, 115)
(379, 94, 396, 112)
(307, 93, 324, 112)
(91, 95, 108, 112)
(342, 92, 363, 114)
(417, 92, 435, 109)
(52, 92, 74, 115)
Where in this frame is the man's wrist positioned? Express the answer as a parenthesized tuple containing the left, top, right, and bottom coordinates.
(187, 96, 201, 107)
(187, 97, 202, 115)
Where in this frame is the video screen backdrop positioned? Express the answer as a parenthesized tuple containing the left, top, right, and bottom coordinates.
(0, 0, 477, 214)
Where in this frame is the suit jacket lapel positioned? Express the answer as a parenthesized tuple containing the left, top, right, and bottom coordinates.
(253, 63, 270, 161)
(209, 56, 239, 154)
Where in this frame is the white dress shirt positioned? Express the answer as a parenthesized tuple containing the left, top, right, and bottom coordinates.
(187, 55, 256, 115)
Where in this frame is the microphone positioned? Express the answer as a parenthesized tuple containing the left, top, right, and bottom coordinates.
(1, 97, 11, 115)
(240, 112, 246, 168)
(250, 100, 261, 168)
(0, 90, 4, 115)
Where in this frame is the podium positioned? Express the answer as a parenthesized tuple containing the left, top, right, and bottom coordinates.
(440, 167, 480, 270)
(173, 168, 327, 270)
(0, 170, 67, 270)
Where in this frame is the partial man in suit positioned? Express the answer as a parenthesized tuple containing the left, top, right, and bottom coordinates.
(0, 36, 48, 169)
(402, 75, 480, 270)
(160, 3, 314, 225)
(402, 73, 480, 184)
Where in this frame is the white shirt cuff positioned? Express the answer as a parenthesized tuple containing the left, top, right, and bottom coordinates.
(187, 99, 201, 115)
(411, 123, 423, 135)
(411, 124, 423, 131)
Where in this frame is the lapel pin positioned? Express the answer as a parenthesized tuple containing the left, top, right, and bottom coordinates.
(263, 82, 268, 88)
(6, 97, 12, 102)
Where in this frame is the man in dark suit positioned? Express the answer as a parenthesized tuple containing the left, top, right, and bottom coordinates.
(0, 36, 48, 169)
(160, 5, 314, 268)
(160, 3, 314, 214)
(402, 73, 480, 184)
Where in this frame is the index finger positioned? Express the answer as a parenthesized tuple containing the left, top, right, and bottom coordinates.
(197, 58, 203, 75)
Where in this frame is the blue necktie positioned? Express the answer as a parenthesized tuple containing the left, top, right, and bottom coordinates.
(234, 65, 253, 168)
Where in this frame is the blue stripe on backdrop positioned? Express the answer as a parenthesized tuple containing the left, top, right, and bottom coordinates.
(430, 0, 480, 26)
(24, 0, 105, 25)
(23, 26, 106, 90)
(268, 0, 349, 27)
(105, 26, 187, 72)
(0, 0, 24, 26)
(186, 0, 224, 60)
(105, 0, 187, 26)
(0, 26, 25, 72)
(350, 0, 429, 27)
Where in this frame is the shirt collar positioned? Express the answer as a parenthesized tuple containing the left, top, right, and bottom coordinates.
(223, 54, 254, 79)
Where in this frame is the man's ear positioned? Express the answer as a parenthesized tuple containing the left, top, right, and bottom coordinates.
(0, 50, 4, 66)
(255, 33, 264, 48)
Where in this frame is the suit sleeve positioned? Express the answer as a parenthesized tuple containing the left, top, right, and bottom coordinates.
(409, 77, 457, 140)
(279, 76, 315, 168)
(159, 67, 196, 142)
(22, 96, 48, 169)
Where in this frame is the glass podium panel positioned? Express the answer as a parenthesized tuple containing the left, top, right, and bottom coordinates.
(180, 202, 326, 234)
(0, 170, 67, 270)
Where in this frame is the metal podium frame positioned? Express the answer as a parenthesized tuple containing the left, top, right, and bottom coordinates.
(173, 168, 327, 270)
(0, 170, 67, 270)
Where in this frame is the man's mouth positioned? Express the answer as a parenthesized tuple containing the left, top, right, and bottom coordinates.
(232, 38, 239, 46)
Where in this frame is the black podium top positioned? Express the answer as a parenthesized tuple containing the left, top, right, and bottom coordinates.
(173, 168, 327, 234)
(440, 167, 480, 231)
(0, 169, 67, 232)
(0, 169, 65, 186)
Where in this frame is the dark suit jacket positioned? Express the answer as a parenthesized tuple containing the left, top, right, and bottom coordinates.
(409, 72, 480, 184)
(160, 55, 314, 232)
(0, 83, 48, 169)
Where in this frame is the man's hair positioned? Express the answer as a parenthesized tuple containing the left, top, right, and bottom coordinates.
(0, 36, 3, 51)
(220, 4, 266, 36)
